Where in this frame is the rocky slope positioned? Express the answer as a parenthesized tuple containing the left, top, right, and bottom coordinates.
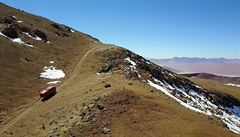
(96, 47, 240, 134)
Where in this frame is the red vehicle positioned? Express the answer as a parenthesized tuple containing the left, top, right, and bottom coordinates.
(40, 86, 56, 100)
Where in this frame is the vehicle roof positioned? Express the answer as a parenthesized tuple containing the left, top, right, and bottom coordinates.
(40, 86, 56, 94)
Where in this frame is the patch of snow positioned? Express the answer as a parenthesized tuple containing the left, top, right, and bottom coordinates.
(125, 57, 143, 79)
(12, 16, 16, 19)
(125, 57, 136, 68)
(163, 80, 175, 90)
(147, 77, 240, 134)
(23, 32, 42, 41)
(12, 38, 33, 47)
(147, 80, 207, 114)
(50, 61, 54, 64)
(47, 41, 50, 43)
(215, 110, 240, 134)
(195, 85, 202, 89)
(17, 20, 23, 23)
(35, 36, 42, 40)
(40, 66, 65, 79)
(168, 73, 175, 78)
(23, 32, 32, 37)
(70, 29, 75, 33)
(173, 85, 190, 97)
(225, 83, 240, 88)
(47, 81, 61, 85)
(12, 38, 24, 44)
(1, 32, 34, 47)
(97, 72, 110, 76)
(24, 43, 34, 48)
(0, 32, 5, 37)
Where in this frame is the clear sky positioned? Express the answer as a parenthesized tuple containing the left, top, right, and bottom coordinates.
(1, 0, 240, 59)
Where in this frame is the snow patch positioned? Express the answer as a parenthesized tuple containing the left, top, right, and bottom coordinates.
(195, 85, 202, 89)
(168, 73, 175, 78)
(125, 57, 136, 68)
(0, 32, 33, 47)
(70, 29, 75, 33)
(146, 61, 151, 64)
(12, 38, 33, 47)
(50, 61, 54, 64)
(23, 32, 42, 41)
(148, 80, 208, 114)
(148, 77, 240, 134)
(125, 57, 143, 78)
(47, 81, 61, 85)
(35, 36, 42, 40)
(225, 83, 240, 88)
(17, 20, 23, 23)
(40, 66, 65, 79)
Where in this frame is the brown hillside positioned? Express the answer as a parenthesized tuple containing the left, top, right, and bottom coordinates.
(0, 2, 100, 127)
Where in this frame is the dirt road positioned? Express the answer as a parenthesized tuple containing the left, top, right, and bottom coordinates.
(0, 45, 99, 134)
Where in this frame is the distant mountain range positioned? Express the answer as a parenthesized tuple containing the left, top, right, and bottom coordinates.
(150, 57, 240, 77)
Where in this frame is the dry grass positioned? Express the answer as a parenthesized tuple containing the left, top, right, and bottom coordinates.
(188, 78, 240, 100)
(0, 3, 98, 126)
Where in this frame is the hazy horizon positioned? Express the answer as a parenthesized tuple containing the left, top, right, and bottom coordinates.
(1, 0, 240, 59)
(148, 56, 240, 60)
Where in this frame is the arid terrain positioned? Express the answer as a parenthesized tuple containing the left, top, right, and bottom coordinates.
(1, 3, 240, 137)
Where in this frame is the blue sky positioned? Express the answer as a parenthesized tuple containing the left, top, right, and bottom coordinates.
(1, 0, 240, 59)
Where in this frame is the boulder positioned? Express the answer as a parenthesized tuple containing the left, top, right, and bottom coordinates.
(97, 64, 112, 73)
(33, 29, 47, 41)
(123, 67, 139, 80)
(101, 127, 110, 134)
(2, 27, 18, 38)
(51, 23, 61, 29)
(104, 83, 111, 88)
(0, 16, 16, 24)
